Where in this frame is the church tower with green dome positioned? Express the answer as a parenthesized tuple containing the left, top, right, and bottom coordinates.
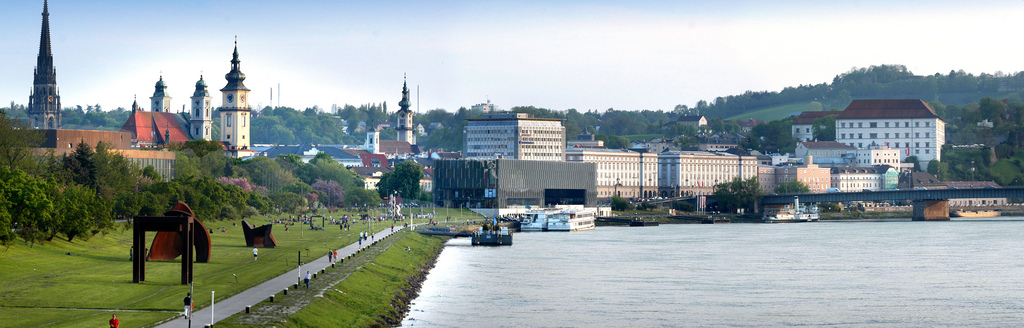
(190, 75, 212, 140)
(150, 76, 172, 112)
(219, 38, 253, 156)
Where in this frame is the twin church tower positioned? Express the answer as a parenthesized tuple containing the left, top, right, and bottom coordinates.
(140, 39, 251, 155)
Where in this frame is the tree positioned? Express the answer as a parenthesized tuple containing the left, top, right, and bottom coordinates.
(610, 195, 633, 211)
(312, 179, 345, 207)
(713, 177, 763, 213)
(178, 139, 225, 158)
(0, 167, 54, 245)
(0, 110, 44, 172)
(345, 188, 381, 208)
(377, 161, 424, 200)
(63, 141, 98, 190)
(904, 155, 921, 172)
(775, 180, 811, 194)
(811, 114, 837, 141)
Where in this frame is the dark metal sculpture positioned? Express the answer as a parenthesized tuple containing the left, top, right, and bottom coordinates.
(241, 220, 278, 248)
(133, 202, 212, 284)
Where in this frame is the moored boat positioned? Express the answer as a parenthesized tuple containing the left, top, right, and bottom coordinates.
(951, 210, 999, 218)
(547, 208, 597, 231)
(763, 196, 820, 223)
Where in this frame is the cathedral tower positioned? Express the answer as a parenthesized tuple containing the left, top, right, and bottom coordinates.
(150, 76, 171, 112)
(190, 75, 212, 140)
(219, 39, 252, 152)
(395, 76, 414, 144)
(27, 0, 61, 129)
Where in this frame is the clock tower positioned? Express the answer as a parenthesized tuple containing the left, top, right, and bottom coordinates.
(190, 75, 212, 140)
(395, 76, 415, 144)
(27, 0, 61, 129)
(219, 39, 252, 154)
(150, 76, 171, 113)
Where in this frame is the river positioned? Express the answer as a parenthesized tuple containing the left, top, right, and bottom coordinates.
(401, 218, 1024, 327)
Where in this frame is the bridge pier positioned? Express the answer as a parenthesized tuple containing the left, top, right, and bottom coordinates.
(912, 199, 950, 221)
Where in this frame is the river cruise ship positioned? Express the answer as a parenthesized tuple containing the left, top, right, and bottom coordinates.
(547, 208, 597, 231)
(763, 196, 820, 223)
(520, 209, 558, 232)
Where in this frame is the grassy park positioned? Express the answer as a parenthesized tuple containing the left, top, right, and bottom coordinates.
(0, 207, 482, 328)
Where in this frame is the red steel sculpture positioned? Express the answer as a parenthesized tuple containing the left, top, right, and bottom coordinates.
(241, 219, 278, 248)
(133, 202, 212, 284)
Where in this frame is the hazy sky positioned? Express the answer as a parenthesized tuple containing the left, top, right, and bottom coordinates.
(1, 0, 1022, 114)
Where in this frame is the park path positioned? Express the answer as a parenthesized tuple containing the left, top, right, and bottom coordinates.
(154, 224, 406, 328)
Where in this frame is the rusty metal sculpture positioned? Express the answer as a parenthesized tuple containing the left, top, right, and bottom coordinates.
(241, 220, 278, 248)
(133, 202, 212, 284)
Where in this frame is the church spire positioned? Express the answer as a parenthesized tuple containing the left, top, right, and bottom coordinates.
(398, 74, 411, 112)
(35, 0, 55, 85)
(222, 36, 249, 92)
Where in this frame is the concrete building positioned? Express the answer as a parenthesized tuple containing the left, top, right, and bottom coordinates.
(674, 115, 707, 129)
(35, 129, 176, 180)
(657, 150, 758, 197)
(565, 148, 658, 200)
(758, 157, 832, 193)
(835, 99, 945, 169)
(853, 146, 902, 166)
(830, 165, 895, 192)
(791, 111, 837, 142)
(471, 100, 495, 113)
(567, 133, 605, 149)
(795, 141, 856, 158)
(433, 159, 596, 209)
(463, 113, 565, 161)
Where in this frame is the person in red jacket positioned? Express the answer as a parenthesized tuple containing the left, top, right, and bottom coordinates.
(109, 314, 119, 328)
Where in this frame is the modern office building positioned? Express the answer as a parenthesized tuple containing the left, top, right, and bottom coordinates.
(463, 113, 565, 161)
(433, 159, 596, 209)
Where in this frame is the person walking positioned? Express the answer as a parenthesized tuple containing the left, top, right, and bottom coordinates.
(183, 293, 192, 318)
(109, 314, 119, 328)
(304, 271, 311, 289)
(328, 249, 333, 263)
(252, 247, 258, 261)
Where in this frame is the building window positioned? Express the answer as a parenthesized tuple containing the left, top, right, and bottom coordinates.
(905, 133, 909, 138)
(841, 123, 846, 128)
(841, 133, 845, 139)
(925, 142, 930, 147)
(858, 133, 863, 139)
(870, 133, 877, 138)
(925, 132, 930, 138)
(885, 122, 890, 128)
(905, 122, 910, 127)
(925, 122, 929, 127)
(227, 114, 233, 127)
(915, 122, 920, 127)
(925, 149, 930, 154)
(916, 142, 920, 147)
(915, 149, 920, 154)
(870, 122, 877, 128)
(858, 123, 863, 128)
(885, 133, 890, 138)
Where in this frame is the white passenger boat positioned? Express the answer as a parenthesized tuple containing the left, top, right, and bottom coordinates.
(547, 208, 597, 231)
(763, 196, 820, 223)
(520, 209, 558, 232)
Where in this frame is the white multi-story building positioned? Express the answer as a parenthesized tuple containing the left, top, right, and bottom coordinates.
(854, 146, 902, 166)
(657, 151, 758, 197)
(830, 165, 897, 192)
(791, 111, 836, 142)
(835, 99, 944, 169)
(464, 113, 565, 161)
(565, 148, 658, 200)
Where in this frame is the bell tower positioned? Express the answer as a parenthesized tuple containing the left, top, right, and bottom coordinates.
(27, 0, 61, 129)
(150, 76, 171, 113)
(190, 75, 212, 140)
(219, 38, 252, 153)
(395, 75, 414, 144)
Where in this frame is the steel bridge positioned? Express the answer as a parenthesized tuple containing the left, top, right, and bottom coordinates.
(762, 187, 1024, 221)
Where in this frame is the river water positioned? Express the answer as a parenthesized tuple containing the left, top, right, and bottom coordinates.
(401, 218, 1024, 327)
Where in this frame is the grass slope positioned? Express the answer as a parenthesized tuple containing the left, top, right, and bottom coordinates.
(0, 208, 481, 328)
(725, 102, 820, 122)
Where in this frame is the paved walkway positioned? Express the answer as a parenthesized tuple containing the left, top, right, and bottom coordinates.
(155, 224, 406, 328)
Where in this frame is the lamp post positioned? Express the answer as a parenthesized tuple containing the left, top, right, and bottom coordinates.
(971, 160, 975, 182)
(615, 178, 621, 198)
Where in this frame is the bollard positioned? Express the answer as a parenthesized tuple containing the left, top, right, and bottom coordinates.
(320, 269, 325, 274)
(340, 258, 344, 264)
(332, 263, 335, 268)
(245, 305, 251, 314)
(283, 288, 288, 295)
(313, 273, 317, 279)
(269, 295, 275, 302)
(205, 325, 211, 328)
(294, 283, 299, 289)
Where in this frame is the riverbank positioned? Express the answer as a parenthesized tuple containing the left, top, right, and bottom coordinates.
(209, 231, 446, 327)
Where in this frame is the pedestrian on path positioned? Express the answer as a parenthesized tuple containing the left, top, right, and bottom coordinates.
(304, 271, 311, 289)
(109, 314, 119, 328)
(253, 247, 258, 261)
(183, 293, 192, 318)
(328, 249, 333, 263)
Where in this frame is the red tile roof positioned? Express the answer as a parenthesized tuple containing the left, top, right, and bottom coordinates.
(120, 111, 191, 145)
(359, 154, 391, 167)
(378, 140, 420, 155)
(837, 99, 940, 120)
(792, 111, 836, 125)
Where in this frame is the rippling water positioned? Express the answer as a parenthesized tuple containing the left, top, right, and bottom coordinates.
(401, 218, 1024, 327)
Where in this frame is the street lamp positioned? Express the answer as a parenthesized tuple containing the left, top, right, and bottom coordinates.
(971, 160, 975, 182)
(614, 178, 622, 198)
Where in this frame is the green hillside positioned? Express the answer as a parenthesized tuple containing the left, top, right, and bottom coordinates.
(726, 102, 824, 121)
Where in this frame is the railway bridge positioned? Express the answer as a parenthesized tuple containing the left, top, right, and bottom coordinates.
(761, 187, 1024, 221)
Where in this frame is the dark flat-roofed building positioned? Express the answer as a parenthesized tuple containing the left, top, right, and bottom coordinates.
(433, 159, 596, 209)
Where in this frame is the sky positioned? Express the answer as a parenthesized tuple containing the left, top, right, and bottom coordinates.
(2, 0, 1024, 114)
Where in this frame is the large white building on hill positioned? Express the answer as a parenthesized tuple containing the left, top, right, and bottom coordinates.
(835, 99, 944, 170)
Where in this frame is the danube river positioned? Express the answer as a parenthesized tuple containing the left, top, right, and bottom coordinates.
(401, 218, 1024, 327)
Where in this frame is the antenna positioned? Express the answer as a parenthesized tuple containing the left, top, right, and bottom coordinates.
(277, 83, 281, 107)
(417, 85, 420, 114)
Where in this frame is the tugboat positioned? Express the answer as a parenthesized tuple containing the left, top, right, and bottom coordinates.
(763, 196, 820, 223)
(471, 226, 512, 245)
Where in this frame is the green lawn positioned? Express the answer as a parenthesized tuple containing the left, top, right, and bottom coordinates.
(725, 102, 822, 122)
(0, 207, 482, 328)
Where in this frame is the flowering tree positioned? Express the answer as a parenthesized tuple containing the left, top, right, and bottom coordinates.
(311, 179, 345, 207)
(216, 177, 268, 194)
